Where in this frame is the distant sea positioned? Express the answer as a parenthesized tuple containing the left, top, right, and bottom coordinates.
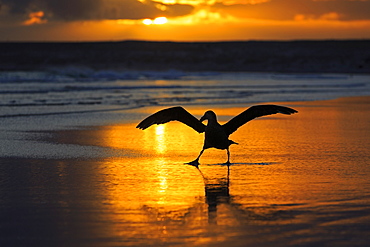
(1, 40, 370, 73)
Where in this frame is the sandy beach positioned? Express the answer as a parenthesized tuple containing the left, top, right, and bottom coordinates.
(1, 95, 369, 246)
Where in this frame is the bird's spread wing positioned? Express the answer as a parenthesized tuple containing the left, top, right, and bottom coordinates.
(222, 105, 298, 135)
(136, 106, 206, 133)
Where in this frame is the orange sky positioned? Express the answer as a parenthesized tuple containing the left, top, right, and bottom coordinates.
(1, 0, 370, 41)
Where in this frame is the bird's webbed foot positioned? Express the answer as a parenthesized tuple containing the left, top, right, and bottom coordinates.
(186, 159, 200, 167)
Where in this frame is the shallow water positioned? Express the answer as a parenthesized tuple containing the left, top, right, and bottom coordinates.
(1, 71, 369, 120)
(1, 97, 369, 246)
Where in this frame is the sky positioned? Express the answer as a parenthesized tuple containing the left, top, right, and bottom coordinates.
(1, 0, 370, 41)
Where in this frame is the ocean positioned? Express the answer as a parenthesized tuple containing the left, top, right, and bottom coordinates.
(1, 41, 370, 246)
(1, 69, 369, 125)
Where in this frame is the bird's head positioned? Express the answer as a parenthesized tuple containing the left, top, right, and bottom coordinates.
(200, 110, 217, 123)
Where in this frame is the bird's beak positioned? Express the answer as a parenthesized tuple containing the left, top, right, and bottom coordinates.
(200, 115, 206, 122)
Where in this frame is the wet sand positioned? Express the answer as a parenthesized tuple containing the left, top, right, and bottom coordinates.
(1, 96, 370, 246)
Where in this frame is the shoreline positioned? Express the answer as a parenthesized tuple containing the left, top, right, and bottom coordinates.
(1, 94, 369, 160)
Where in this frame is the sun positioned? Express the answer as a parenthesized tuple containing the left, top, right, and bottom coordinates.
(153, 17, 168, 24)
(143, 17, 168, 25)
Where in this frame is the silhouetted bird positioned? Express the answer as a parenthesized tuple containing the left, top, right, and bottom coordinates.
(137, 105, 297, 166)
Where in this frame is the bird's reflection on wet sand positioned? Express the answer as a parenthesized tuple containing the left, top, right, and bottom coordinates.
(193, 164, 297, 227)
(197, 165, 231, 224)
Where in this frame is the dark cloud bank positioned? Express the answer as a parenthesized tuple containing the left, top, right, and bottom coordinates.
(1, 0, 370, 23)
(0, 0, 193, 21)
(214, 0, 370, 21)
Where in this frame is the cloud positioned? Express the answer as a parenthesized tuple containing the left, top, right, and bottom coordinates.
(1, 0, 369, 24)
(0, 0, 194, 23)
(22, 11, 48, 25)
(211, 0, 370, 21)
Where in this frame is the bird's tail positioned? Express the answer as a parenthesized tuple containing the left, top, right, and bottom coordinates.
(229, 140, 238, 145)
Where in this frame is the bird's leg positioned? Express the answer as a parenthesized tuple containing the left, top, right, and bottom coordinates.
(225, 148, 231, 165)
(187, 149, 204, 167)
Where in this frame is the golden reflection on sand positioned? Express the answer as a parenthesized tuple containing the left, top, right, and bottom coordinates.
(4, 98, 370, 246)
(155, 125, 167, 154)
(96, 155, 210, 245)
(84, 106, 303, 243)
(140, 121, 204, 158)
(52, 99, 369, 245)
